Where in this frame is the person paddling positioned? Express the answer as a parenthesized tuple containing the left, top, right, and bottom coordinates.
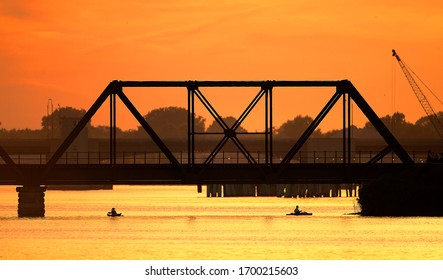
(294, 205, 301, 214)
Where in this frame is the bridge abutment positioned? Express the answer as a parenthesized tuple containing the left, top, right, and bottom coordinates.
(16, 186, 46, 218)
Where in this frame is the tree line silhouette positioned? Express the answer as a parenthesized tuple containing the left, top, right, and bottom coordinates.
(0, 106, 442, 140)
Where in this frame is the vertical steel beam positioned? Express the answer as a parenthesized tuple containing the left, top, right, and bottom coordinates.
(187, 87, 193, 164)
(113, 92, 117, 165)
(269, 86, 273, 165)
(265, 88, 269, 165)
(110, 92, 113, 165)
(347, 93, 352, 164)
(191, 90, 195, 165)
(342, 93, 346, 164)
(110, 91, 117, 166)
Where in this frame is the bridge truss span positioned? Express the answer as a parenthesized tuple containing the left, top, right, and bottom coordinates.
(0, 79, 415, 187)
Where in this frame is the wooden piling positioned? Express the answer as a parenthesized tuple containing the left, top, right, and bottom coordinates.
(239, 184, 255, 196)
(206, 183, 222, 197)
(223, 184, 236, 197)
(257, 184, 277, 196)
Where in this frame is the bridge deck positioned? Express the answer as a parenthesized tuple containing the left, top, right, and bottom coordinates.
(0, 163, 420, 185)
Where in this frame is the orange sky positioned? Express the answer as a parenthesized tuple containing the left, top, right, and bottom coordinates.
(1, 0, 442, 133)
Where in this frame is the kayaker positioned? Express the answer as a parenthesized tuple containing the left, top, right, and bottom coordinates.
(110, 208, 117, 215)
(294, 205, 301, 214)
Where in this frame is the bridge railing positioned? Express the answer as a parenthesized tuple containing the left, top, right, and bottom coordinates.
(0, 151, 430, 165)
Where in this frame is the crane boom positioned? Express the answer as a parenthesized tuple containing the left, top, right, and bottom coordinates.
(392, 49, 443, 140)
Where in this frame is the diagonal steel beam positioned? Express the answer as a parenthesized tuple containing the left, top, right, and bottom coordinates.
(231, 137, 257, 164)
(280, 90, 343, 166)
(194, 88, 230, 164)
(197, 87, 266, 165)
(0, 145, 24, 182)
(229, 88, 267, 164)
(43, 81, 118, 180)
(203, 136, 229, 164)
(344, 81, 414, 164)
(116, 90, 180, 165)
(0, 145, 16, 166)
(367, 146, 392, 164)
(194, 88, 228, 130)
(232, 88, 266, 130)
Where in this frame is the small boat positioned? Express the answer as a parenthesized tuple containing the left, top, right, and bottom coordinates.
(107, 212, 122, 217)
(286, 211, 312, 216)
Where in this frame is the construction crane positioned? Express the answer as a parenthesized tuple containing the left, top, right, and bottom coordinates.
(392, 49, 443, 140)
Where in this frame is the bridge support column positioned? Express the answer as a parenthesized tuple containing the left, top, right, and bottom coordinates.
(16, 186, 46, 217)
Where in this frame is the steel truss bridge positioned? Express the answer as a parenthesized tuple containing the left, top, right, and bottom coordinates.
(0, 80, 419, 187)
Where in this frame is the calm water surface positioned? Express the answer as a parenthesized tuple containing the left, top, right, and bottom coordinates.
(0, 185, 442, 260)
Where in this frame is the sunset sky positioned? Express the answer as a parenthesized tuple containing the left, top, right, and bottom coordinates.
(1, 0, 442, 133)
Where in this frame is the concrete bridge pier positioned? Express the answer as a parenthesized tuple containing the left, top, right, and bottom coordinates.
(16, 185, 46, 217)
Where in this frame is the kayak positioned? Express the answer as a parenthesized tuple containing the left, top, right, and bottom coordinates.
(107, 212, 122, 217)
(286, 212, 312, 216)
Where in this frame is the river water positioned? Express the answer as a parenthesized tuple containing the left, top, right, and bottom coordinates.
(0, 185, 442, 260)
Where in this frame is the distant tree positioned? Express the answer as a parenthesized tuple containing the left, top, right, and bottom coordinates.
(358, 112, 414, 139)
(119, 128, 140, 139)
(206, 116, 248, 133)
(140, 107, 206, 139)
(0, 128, 45, 139)
(88, 125, 126, 139)
(41, 106, 86, 133)
(413, 111, 443, 139)
(323, 125, 365, 138)
(381, 112, 413, 134)
(275, 115, 321, 138)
